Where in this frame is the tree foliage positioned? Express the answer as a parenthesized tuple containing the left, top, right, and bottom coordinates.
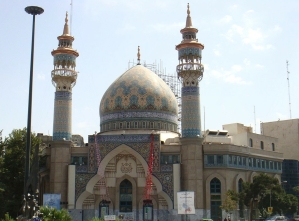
(40, 206, 72, 221)
(220, 191, 238, 213)
(239, 173, 298, 219)
(0, 128, 40, 219)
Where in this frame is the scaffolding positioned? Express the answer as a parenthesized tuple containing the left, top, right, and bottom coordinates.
(128, 60, 181, 132)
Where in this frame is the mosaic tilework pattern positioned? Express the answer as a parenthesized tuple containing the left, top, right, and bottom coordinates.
(88, 145, 96, 173)
(95, 134, 160, 173)
(181, 86, 201, 137)
(75, 173, 95, 201)
(153, 172, 174, 201)
(178, 47, 202, 59)
(75, 134, 174, 202)
(99, 65, 178, 128)
(54, 54, 77, 65)
(101, 111, 177, 124)
(160, 164, 173, 172)
(53, 91, 72, 140)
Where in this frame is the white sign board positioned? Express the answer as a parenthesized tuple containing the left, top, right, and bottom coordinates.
(104, 215, 116, 220)
(177, 191, 195, 214)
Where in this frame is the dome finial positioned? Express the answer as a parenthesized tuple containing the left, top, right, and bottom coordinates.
(63, 11, 70, 35)
(137, 46, 141, 65)
(185, 3, 193, 28)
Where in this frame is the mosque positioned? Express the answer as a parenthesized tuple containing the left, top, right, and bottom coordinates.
(38, 4, 286, 221)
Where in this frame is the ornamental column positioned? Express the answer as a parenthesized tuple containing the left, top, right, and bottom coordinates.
(51, 12, 79, 141)
(176, 3, 204, 138)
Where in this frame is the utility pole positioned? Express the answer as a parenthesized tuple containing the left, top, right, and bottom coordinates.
(286, 60, 291, 119)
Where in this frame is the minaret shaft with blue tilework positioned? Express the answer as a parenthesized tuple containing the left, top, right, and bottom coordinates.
(176, 4, 204, 138)
(51, 12, 79, 141)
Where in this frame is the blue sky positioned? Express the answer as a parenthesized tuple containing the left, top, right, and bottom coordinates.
(1, 0, 298, 142)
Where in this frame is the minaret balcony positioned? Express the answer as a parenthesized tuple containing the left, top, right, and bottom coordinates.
(51, 68, 77, 87)
(176, 63, 204, 74)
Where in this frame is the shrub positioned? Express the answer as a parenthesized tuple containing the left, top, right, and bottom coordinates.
(40, 206, 72, 221)
(0, 213, 15, 221)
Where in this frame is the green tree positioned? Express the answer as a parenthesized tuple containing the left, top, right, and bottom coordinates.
(239, 173, 298, 220)
(220, 191, 238, 217)
(0, 128, 40, 219)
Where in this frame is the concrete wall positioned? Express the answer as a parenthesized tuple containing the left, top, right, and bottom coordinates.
(262, 119, 299, 160)
(223, 123, 252, 135)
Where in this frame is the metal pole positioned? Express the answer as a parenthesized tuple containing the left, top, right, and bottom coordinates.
(24, 5, 44, 195)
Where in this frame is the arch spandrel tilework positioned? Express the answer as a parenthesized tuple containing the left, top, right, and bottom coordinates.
(75, 134, 175, 202)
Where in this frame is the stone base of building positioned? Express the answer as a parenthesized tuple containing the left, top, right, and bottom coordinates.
(68, 209, 210, 221)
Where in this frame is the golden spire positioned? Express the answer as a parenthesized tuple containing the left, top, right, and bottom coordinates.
(137, 46, 141, 65)
(185, 3, 193, 28)
(63, 12, 70, 35)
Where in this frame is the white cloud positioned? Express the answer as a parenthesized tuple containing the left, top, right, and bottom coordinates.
(255, 64, 264, 69)
(209, 64, 250, 85)
(213, 49, 221, 56)
(222, 9, 280, 51)
(220, 15, 232, 23)
(224, 74, 247, 84)
(243, 59, 251, 66)
(231, 65, 242, 72)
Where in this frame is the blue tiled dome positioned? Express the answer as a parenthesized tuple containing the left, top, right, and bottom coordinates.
(100, 65, 178, 132)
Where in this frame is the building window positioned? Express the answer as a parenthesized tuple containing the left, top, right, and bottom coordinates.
(157, 122, 161, 129)
(238, 179, 243, 192)
(71, 156, 87, 165)
(120, 122, 123, 129)
(119, 179, 132, 212)
(242, 157, 246, 166)
(217, 155, 223, 164)
(228, 155, 232, 164)
(150, 122, 154, 128)
(270, 161, 273, 169)
(272, 143, 275, 151)
(253, 158, 256, 167)
(261, 160, 265, 168)
(260, 141, 264, 150)
(207, 155, 214, 164)
(210, 178, 221, 221)
(134, 122, 138, 128)
(257, 159, 260, 168)
(249, 138, 253, 147)
(161, 154, 180, 164)
(126, 122, 130, 129)
(233, 156, 237, 165)
(248, 158, 252, 167)
(142, 122, 146, 128)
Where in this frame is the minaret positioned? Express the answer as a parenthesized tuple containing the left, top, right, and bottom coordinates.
(51, 12, 79, 141)
(176, 3, 204, 138)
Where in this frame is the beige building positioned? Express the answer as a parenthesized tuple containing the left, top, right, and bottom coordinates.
(262, 119, 299, 160)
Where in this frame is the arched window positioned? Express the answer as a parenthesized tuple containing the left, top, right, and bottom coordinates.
(238, 179, 244, 218)
(119, 179, 132, 212)
(272, 143, 275, 151)
(210, 178, 221, 221)
(249, 138, 253, 147)
(260, 141, 264, 150)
